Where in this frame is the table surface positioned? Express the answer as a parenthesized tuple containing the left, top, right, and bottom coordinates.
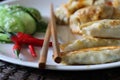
(0, 60, 120, 80)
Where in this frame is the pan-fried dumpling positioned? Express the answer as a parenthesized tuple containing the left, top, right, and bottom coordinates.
(70, 5, 114, 34)
(60, 37, 120, 52)
(55, 0, 113, 25)
(94, 0, 112, 5)
(55, 0, 94, 24)
(67, 0, 94, 13)
(81, 19, 120, 38)
(55, 4, 71, 24)
(61, 46, 120, 65)
(112, 7, 120, 19)
(112, 0, 120, 8)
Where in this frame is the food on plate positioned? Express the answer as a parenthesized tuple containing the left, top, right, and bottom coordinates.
(55, 0, 94, 24)
(70, 19, 120, 36)
(55, 0, 113, 24)
(112, 7, 120, 20)
(11, 32, 52, 57)
(69, 5, 115, 34)
(112, 0, 120, 7)
(60, 37, 120, 52)
(0, 5, 47, 42)
(55, 4, 70, 24)
(65, 0, 94, 13)
(55, 0, 120, 65)
(80, 19, 120, 38)
(0, 5, 49, 57)
(61, 46, 120, 65)
(94, 0, 112, 5)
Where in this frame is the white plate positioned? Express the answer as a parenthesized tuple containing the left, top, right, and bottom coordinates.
(0, 0, 120, 71)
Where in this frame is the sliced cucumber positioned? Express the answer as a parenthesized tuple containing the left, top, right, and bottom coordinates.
(0, 33, 11, 42)
(0, 8, 25, 33)
(11, 10, 36, 34)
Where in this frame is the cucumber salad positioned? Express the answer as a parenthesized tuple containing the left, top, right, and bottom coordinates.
(0, 5, 47, 42)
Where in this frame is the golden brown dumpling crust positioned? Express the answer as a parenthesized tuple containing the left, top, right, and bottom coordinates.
(112, 0, 120, 8)
(61, 46, 120, 65)
(60, 37, 120, 52)
(81, 19, 120, 38)
(69, 5, 114, 34)
(55, 0, 113, 24)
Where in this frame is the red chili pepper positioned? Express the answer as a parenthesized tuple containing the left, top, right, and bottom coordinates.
(11, 35, 20, 43)
(15, 32, 52, 47)
(10, 32, 52, 58)
(20, 37, 44, 46)
(10, 35, 21, 57)
(13, 43, 21, 57)
(17, 32, 33, 38)
(24, 38, 52, 47)
(28, 45, 37, 57)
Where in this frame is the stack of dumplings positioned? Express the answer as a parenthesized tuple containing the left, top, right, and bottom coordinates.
(55, 0, 120, 65)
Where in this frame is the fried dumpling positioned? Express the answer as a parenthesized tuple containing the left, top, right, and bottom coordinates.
(112, 0, 120, 8)
(81, 19, 120, 38)
(61, 46, 120, 65)
(55, 0, 94, 24)
(55, 0, 112, 24)
(94, 0, 112, 6)
(55, 4, 71, 24)
(70, 5, 114, 34)
(60, 37, 120, 52)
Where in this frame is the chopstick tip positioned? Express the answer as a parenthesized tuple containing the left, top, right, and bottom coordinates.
(54, 57, 62, 63)
(39, 63, 46, 69)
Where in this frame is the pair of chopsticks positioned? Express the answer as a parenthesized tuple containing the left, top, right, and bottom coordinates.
(38, 4, 61, 69)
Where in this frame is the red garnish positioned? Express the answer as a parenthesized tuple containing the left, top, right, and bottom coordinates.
(10, 32, 52, 57)
(28, 45, 37, 57)
(13, 43, 21, 57)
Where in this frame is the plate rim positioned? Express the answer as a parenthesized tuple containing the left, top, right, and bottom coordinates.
(0, 54, 120, 71)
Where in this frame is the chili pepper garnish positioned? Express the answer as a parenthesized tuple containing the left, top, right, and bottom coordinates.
(0, 29, 52, 57)
(10, 34, 21, 57)
(16, 32, 33, 38)
(9, 32, 52, 57)
(28, 45, 37, 57)
(0, 27, 49, 57)
(13, 43, 21, 58)
(15, 32, 52, 47)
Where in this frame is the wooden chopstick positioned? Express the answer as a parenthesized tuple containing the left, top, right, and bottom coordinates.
(50, 4, 62, 63)
(38, 22, 51, 69)
(38, 4, 61, 69)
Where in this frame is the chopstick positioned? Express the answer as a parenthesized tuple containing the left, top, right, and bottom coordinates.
(50, 4, 61, 63)
(38, 22, 51, 69)
(38, 4, 61, 69)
